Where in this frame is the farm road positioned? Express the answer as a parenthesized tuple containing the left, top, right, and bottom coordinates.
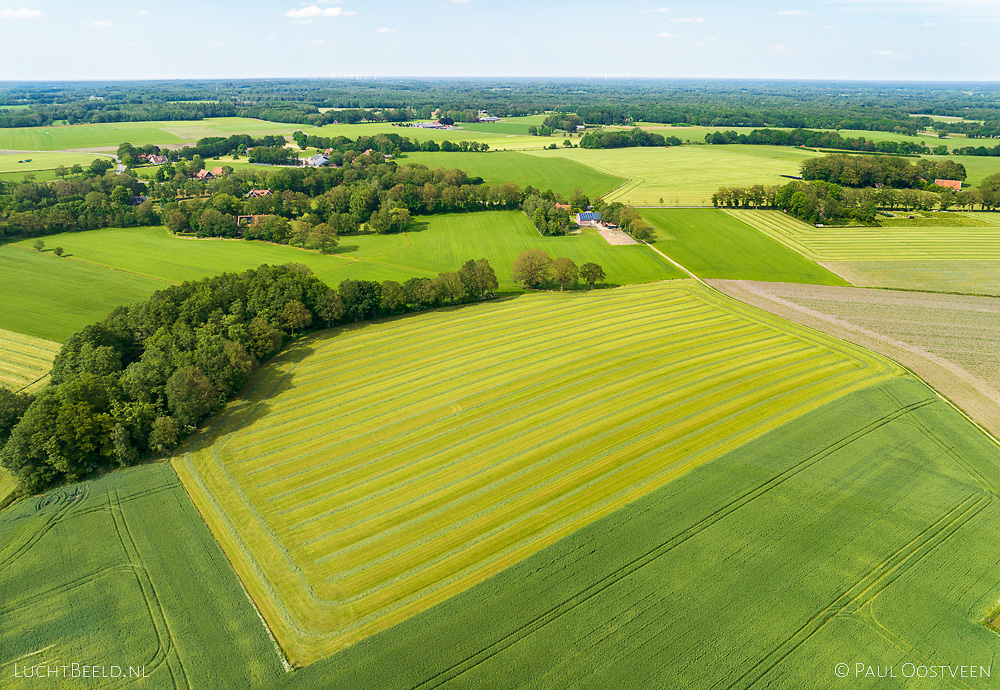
(710, 279, 1000, 438)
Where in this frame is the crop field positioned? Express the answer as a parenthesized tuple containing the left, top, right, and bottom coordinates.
(0, 327, 60, 392)
(818, 260, 1000, 297)
(727, 209, 1000, 261)
(400, 151, 625, 199)
(641, 209, 848, 284)
(710, 279, 1000, 438)
(0, 117, 299, 152)
(173, 282, 901, 665)
(266, 376, 1000, 689)
(527, 145, 820, 206)
(0, 243, 164, 341)
(0, 462, 285, 689)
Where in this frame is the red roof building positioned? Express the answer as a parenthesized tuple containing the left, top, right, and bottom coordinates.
(935, 179, 962, 191)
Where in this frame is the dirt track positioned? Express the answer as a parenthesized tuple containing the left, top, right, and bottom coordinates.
(710, 279, 1000, 438)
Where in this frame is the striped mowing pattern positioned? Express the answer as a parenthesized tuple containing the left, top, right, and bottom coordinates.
(174, 282, 901, 665)
(727, 209, 1000, 261)
(0, 327, 59, 392)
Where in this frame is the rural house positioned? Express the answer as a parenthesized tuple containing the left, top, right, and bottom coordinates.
(195, 169, 214, 180)
(211, 166, 224, 177)
(935, 179, 962, 191)
(305, 153, 329, 167)
(146, 154, 168, 165)
(576, 211, 602, 226)
(246, 188, 273, 198)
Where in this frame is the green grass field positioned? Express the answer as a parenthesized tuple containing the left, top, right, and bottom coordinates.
(265, 375, 1000, 688)
(527, 145, 820, 206)
(642, 209, 849, 284)
(401, 150, 625, 199)
(728, 209, 1000, 261)
(0, 117, 299, 152)
(173, 281, 900, 664)
(0, 327, 60, 392)
(923, 154, 1000, 188)
(1, 214, 682, 342)
(0, 462, 286, 688)
(0, 151, 113, 174)
(0, 244, 165, 341)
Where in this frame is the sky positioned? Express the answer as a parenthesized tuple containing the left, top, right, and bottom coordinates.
(0, 0, 998, 82)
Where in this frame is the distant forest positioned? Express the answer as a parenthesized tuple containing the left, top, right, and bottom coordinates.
(1, 79, 1000, 136)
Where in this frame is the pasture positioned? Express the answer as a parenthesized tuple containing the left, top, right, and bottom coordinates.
(727, 209, 1000, 261)
(642, 209, 848, 285)
(173, 281, 901, 664)
(401, 150, 625, 199)
(268, 377, 1000, 688)
(528, 145, 819, 206)
(0, 151, 112, 175)
(0, 327, 60, 392)
(0, 462, 285, 689)
(4, 214, 682, 342)
(0, 243, 164, 341)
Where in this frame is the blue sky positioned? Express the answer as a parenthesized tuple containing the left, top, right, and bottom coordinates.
(0, 0, 998, 81)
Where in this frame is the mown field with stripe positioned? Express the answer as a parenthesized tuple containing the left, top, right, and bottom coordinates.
(0, 327, 60, 392)
(0, 463, 285, 689)
(269, 377, 1000, 689)
(174, 281, 902, 665)
(728, 209, 1000, 261)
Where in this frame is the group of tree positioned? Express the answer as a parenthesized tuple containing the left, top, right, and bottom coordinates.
(704, 128, 939, 156)
(542, 112, 584, 133)
(580, 127, 681, 149)
(0, 165, 155, 239)
(801, 154, 967, 189)
(592, 199, 654, 241)
(511, 250, 605, 290)
(0, 259, 501, 493)
(713, 174, 1000, 224)
(951, 142, 1000, 157)
(522, 194, 572, 236)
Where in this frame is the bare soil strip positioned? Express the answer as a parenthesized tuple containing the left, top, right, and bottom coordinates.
(709, 279, 1000, 437)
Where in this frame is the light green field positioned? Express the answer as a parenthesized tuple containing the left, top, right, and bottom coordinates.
(401, 150, 625, 199)
(728, 209, 1000, 261)
(0, 151, 112, 174)
(0, 327, 59, 392)
(307, 121, 548, 152)
(0, 117, 299, 152)
(269, 376, 1000, 688)
(818, 260, 1000, 296)
(526, 145, 820, 206)
(642, 209, 848, 285)
(174, 281, 900, 664)
(0, 467, 16, 505)
(451, 114, 548, 136)
(922, 154, 1000, 188)
(0, 244, 165, 341)
(632, 123, 954, 146)
(0, 462, 286, 688)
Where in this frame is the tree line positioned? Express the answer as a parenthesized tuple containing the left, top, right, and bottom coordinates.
(511, 249, 605, 290)
(801, 154, 967, 189)
(579, 127, 681, 149)
(0, 259, 501, 494)
(704, 128, 939, 156)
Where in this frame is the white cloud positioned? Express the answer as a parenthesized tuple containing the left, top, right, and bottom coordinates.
(377, 27, 394, 33)
(0, 8, 42, 19)
(284, 5, 356, 18)
(830, 0, 1000, 18)
(87, 20, 112, 28)
(647, 7, 670, 11)
(657, 31, 676, 38)
(670, 16, 705, 23)
(694, 40, 708, 47)
(137, 10, 148, 15)
(778, 10, 807, 16)
(451, 0, 470, 4)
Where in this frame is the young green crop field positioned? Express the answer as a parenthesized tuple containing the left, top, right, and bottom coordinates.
(526, 145, 820, 206)
(400, 150, 625, 199)
(0, 462, 286, 689)
(265, 376, 1000, 689)
(728, 209, 1000, 261)
(2, 213, 682, 341)
(0, 327, 60, 392)
(173, 281, 901, 665)
(642, 209, 849, 284)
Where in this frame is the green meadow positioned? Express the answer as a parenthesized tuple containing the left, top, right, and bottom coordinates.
(642, 209, 849, 284)
(401, 150, 625, 199)
(1, 212, 681, 340)
(175, 281, 900, 664)
(0, 327, 59, 392)
(0, 151, 112, 174)
(0, 462, 286, 689)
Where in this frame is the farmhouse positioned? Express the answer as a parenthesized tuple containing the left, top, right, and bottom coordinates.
(246, 188, 273, 198)
(935, 179, 963, 191)
(195, 169, 214, 180)
(211, 166, 224, 177)
(305, 153, 329, 167)
(146, 154, 168, 165)
(129, 196, 149, 206)
(237, 214, 273, 228)
(555, 203, 571, 212)
(576, 211, 602, 226)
